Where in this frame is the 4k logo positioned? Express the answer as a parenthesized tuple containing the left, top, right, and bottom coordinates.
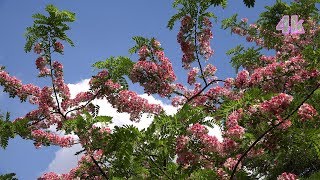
(276, 15, 305, 35)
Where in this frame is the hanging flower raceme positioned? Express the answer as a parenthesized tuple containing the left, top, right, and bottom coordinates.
(198, 17, 214, 60)
(130, 40, 176, 97)
(31, 129, 74, 148)
(177, 15, 195, 69)
(0, 70, 41, 102)
(177, 16, 214, 69)
(51, 61, 71, 102)
(89, 70, 122, 98)
(107, 90, 163, 122)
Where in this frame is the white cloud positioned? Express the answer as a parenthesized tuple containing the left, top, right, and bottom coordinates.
(46, 144, 82, 174)
(45, 79, 222, 174)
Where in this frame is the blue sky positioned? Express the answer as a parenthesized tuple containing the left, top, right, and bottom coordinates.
(0, 0, 315, 179)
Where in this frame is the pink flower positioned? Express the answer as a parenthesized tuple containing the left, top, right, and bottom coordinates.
(38, 172, 60, 180)
(277, 172, 298, 180)
(54, 42, 64, 52)
(203, 64, 217, 77)
(259, 93, 293, 114)
(241, 18, 248, 23)
(130, 48, 176, 97)
(249, 24, 257, 29)
(152, 40, 161, 48)
(223, 155, 241, 171)
(188, 123, 208, 137)
(235, 70, 249, 88)
(138, 45, 150, 58)
(31, 130, 74, 148)
(203, 17, 212, 27)
(298, 103, 317, 121)
(226, 125, 245, 139)
(224, 78, 234, 89)
(198, 28, 214, 60)
(200, 134, 221, 153)
(222, 138, 238, 152)
(187, 67, 199, 85)
(176, 135, 189, 152)
(34, 43, 42, 54)
(226, 109, 243, 128)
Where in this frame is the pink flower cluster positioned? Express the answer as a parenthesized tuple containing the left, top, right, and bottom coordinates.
(187, 67, 199, 85)
(203, 64, 217, 77)
(259, 93, 293, 115)
(177, 16, 214, 68)
(224, 78, 235, 89)
(248, 55, 320, 92)
(176, 123, 222, 166)
(232, 24, 265, 47)
(138, 45, 150, 59)
(223, 155, 241, 171)
(198, 17, 214, 60)
(187, 123, 209, 137)
(107, 90, 163, 121)
(31, 129, 74, 148)
(52, 61, 71, 100)
(34, 43, 43, 54)
(130, 43, 176, 97)
(235, 70, 250, 88)
(62, 91, 94, 111)
(0, 70, 41, 102)
(225, 109, 245, 139)
(203, 64, 217, 83)
(54, 41, 64, 52)
(298, 103, 318, 121)
(216, 168, 229, 180)
(35, 57, 50, 76)
(222, 138, 238, 153)
(277, 172, 298, 180)
(177, 16, 196, 69)
(89, 70, 122, 95)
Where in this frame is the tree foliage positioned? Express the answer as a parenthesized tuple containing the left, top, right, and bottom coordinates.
(1, 0, 320, 179)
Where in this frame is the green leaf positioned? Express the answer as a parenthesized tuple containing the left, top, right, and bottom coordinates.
(94, 116, 113, 124)
(0, 173, 18, 180)
(243, 0, 255, 8)
(221, 14, 238, 30)
(92, 56, 134, 90)
(24, 4, 75, 53)
(227, 45, 262, 73)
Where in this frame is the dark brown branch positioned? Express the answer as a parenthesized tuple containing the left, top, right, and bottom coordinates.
(90, 155, 109, 179)
(186, 79, 225, 103)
